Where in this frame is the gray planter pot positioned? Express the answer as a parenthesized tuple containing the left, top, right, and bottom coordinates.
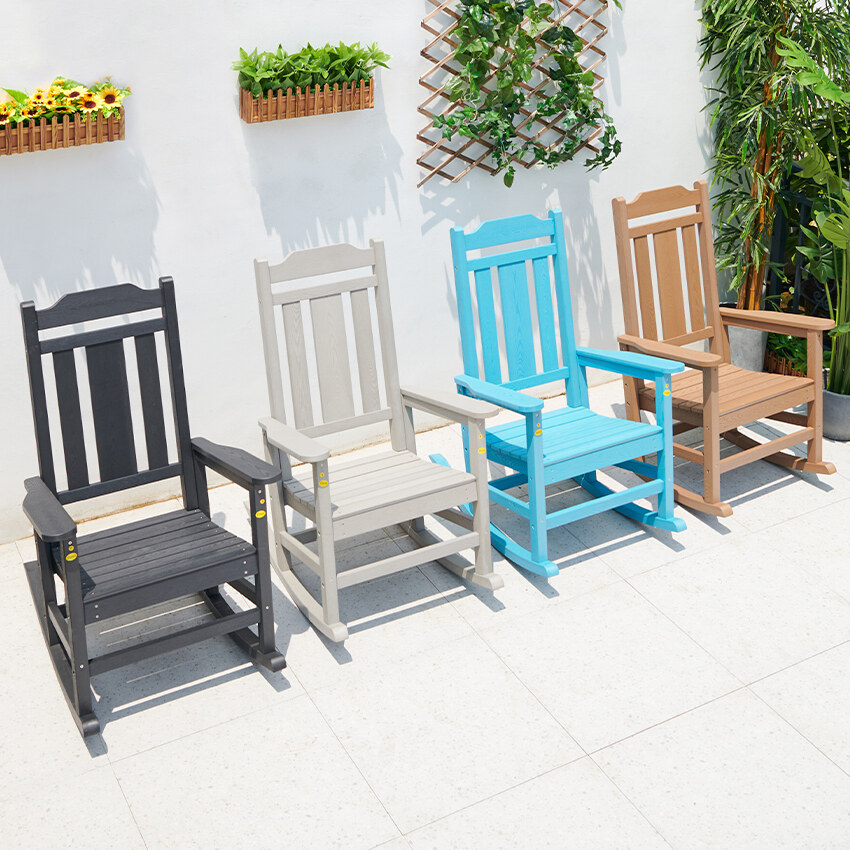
(823, 388, 850, 441)
(720, 302, 768, 372)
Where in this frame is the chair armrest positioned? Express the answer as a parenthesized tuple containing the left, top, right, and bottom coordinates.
(618, 335, 722, 370)
(259, 417, 330, 464)
(719, 307, 834, 337)
(454, 375, 544, 414)
(23, 477, 76, 543)
(577, 346, 685, 380)
(192, 438, 282, 490)
(400, 385, 499, 423)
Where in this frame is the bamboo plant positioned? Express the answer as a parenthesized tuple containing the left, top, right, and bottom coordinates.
(699, 0, 850, 309)
(774, 35, 850, 395)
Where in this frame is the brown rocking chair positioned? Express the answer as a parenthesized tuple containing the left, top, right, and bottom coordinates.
(611, 180, 836, 517)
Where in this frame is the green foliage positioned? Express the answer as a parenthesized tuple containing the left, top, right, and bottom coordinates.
(699, 0, 850, 295)
(774, 29, 850, 394)
(233, 42, 390, 97)
(434, 0, 621, 187)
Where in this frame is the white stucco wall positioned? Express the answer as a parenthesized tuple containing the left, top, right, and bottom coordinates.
(0, 0, 712, 543)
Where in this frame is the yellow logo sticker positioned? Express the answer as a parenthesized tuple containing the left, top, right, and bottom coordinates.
(478, 447, 486, 454)
(65, 552, 78, 561)
(534, 429, 543, 436)
(254, 510, 267, 518)
(318, 480, 329, 487)
(663, 390, 671, 396)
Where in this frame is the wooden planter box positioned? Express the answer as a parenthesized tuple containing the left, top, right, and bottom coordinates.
(239, 79, 374, 123)
(0, 109, 125, 156)
(764, 349, 806, 377)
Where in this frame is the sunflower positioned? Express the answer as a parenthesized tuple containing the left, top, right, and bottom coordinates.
(30, 89, 46, 103)
(0, 102, 13, 124)
(98, 84, 121, 107)
(64, 85, 84, 101)
(20, 105, 39, 119)
(78, 91, 101, 113)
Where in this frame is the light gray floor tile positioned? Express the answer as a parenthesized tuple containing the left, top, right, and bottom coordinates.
(278, 537, 473, 692)
(630, 536, 850, 682)
(751, 641, 850, 774)
(114, 696, 399, 850)
(311, 634, 583, 832)
(0, 540, 23, 582)
(396, 513, 622, 631)
(88, 596, 301, 759)
(480, 582, 740, 752)
(746, 497, 850, 603)
(0, 765, 144, 850)
(407, 757, 669, 849)
(594, 689, 850, 849)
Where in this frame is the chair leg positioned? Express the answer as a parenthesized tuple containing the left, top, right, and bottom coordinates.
(249, 487, 286, 671)
(702, 369, 722, 508)
(314, 460, 347, 641)
(34, 537, 60, 648)
(62, 542, 100, 738)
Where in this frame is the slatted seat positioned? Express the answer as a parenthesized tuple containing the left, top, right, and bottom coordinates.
(76, 510, 254, 605)
(255, 240, 501, 643)
(641, 364, 812, 418)
(284, 451, 476, 531)
(612, 180, 836, 517)
(21, 278, 285, 738)
(449, 210, 687, 578)
(488, 408, 662, 467)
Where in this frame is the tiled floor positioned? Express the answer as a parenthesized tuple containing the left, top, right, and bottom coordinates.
(3, 382, 849, 849)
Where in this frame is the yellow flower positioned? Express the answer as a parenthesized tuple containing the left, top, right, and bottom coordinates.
(20, 105, 39, 118)
(65, 85, 84, 101)
(78, 91, 101, 112)
(31, 89, 46, 102)
(0, 103, 13, 124)
(98, 84, 121, 107)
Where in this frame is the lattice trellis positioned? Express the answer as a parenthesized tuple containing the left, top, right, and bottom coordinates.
(418, 0, 613, 186)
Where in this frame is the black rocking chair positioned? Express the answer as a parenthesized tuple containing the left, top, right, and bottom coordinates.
(20, 277, 285, 738)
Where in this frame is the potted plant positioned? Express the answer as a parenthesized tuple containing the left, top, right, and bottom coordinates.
(0, 77, 130, 156)
(700, 0, 850, 318)
(234, 41, 390, 123)
(775, 35, 850, 438)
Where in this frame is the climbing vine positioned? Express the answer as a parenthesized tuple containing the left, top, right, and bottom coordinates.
(434, 0, 621, 186)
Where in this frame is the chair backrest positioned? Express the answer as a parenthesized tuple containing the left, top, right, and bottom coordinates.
(612, 179, 728, 360)
(21, 278, 197, 506)
(254, 240, 407, 450)
(450, 209, 586, 407)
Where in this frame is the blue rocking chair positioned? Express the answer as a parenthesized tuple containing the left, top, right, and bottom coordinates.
(447, 210, 687, 577)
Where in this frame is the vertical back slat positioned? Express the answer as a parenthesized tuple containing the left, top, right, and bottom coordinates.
(498, 261, 536, 381)
(681, 224, 706, 331)
(85, 340, 138, 481)
(371, 238, 406, 451)
(135, 333, 169, 469)
(653, 229, 687, 339)
(160, 277, 199, 510)
(309, 294, 356, 422)
(695, 180, 726, 358)
(52, 350, 89, 489)
(281, 302, 314, 429)
(633, 235, 658, 340)
(349, 288, 381, 412)
(474, 267, 501, 382)
(532, 256, 559, 370)
(21, 303, 56, 490)
(450, 227, 480, 377)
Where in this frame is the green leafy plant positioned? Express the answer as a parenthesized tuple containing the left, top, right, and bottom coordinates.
(233, 42, 390, 97)
(0, 77, 129, 126)
(434, 0, 621, 187)
(773, 33, 850, 394)
(699, 0, 850, 310)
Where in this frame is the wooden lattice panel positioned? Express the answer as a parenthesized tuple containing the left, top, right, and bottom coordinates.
(418, 0, 612, 186)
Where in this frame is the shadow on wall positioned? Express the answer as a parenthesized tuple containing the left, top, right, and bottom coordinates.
(0, 142, 159, 308)
(417, 168, 617, 367)
(242, 85, 403, 257)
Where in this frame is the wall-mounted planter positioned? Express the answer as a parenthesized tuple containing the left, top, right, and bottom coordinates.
(1, 109, 124, 156)
(239, 79, 374, 123)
